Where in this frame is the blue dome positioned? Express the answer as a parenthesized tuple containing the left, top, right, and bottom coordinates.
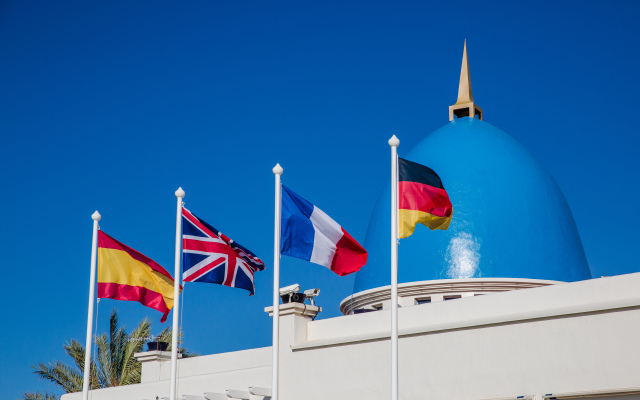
(353, 117, 591, 293)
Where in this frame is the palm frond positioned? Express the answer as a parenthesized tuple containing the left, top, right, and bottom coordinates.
(119, 316, 151, 385)
(63, 339, 86, 372)
(157, 325, 198, 358)
(108, 308, 124, 386)
(32, 360, 83, 393)
(22, 391, 60, 400)
(60, 339, 100, 390)
(95, 332, 113, 387)
(27, 308, 196, 395)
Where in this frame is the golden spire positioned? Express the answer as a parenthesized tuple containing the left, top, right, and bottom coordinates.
(456, 40, 473, 104)
(449, 40, 483, 121)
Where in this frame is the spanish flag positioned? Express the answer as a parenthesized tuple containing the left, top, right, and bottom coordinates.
(98, 231, 177, 322)
(399, 158, 453, 238)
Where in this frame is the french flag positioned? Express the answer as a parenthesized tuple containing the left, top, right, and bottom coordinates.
(281, 185, 368, 276)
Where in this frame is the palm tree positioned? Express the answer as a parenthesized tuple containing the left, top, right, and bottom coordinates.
(24, 309, 195, 400)
(21, 393, 60, 400)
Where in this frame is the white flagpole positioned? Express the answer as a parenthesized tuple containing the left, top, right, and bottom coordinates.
(82, 211, 101, 400)
(389, 135, 400, 400)
(170, 187, 185, 400)
(272, 163, 283, 400)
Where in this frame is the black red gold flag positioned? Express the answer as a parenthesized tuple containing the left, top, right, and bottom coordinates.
(398, 158, 453, 238)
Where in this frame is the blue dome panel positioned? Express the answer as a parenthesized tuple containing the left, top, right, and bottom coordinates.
(354, 118, 591, 293)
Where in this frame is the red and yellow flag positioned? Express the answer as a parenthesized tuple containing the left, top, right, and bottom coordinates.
(98, 231, 177, 322)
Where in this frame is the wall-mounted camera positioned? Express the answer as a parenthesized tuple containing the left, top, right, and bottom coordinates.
(279, 283, 304, 304)
(304, 288, 320, 306)
(278, 284, 321, 305)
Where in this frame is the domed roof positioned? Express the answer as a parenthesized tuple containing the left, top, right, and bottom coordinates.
(353, 117, 592, 293)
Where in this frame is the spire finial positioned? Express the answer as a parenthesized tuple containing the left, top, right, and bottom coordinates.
(456, 40, 473, 104)
(449, 40, 483, 121)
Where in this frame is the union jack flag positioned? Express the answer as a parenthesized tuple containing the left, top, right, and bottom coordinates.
(181, 207, 265, 295)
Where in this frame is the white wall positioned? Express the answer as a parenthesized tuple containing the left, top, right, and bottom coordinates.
(282, 272, 640, 400)
(62, 347, 272, 400)
(63, 272, 640, 400)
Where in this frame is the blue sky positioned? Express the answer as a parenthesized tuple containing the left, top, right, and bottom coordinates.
(2, 1, 639, 398)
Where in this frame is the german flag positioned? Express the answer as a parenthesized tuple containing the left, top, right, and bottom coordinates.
(398, 158, 453, 238)
(98, 231, 179, 322)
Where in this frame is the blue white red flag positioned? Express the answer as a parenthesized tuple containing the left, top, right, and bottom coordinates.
(281, 185, 367, 276)
(181, 207, 265, 295)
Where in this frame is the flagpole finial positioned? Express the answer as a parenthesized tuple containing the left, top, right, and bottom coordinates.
(175, 187, 185, 198)
(273, 163, 283, 175)
(92, 211, 101, 221)
(388, 135, 400, 148)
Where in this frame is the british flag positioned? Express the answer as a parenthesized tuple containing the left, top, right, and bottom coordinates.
(181, 207, 265, 295)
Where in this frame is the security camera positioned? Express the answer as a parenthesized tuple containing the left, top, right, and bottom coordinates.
(304, 288, 320, 296)
(279, 284, 304, 304)
(279, 284, 300, 296)
(304, 288, 320, 305)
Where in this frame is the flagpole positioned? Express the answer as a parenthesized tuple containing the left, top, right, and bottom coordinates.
(272, 163, 283, 400)
(170, 187, 185, 400)
(82, 211, 101, 400)
(389, 135, 400, 400)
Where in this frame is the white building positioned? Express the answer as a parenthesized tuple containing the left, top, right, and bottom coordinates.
(62, 45, 640, 400)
